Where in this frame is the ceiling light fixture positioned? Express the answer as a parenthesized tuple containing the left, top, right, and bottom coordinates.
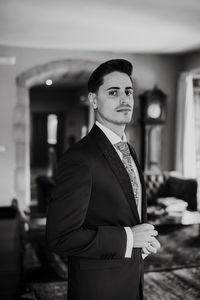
(46, 79, 53, 86)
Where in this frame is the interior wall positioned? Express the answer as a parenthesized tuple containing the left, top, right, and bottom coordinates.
(0, 44, 183, 206)
(182, 50, 200, 71)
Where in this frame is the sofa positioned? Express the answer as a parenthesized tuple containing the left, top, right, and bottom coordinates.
(144, 172, 198, 211)
(144, 172, 198, 225)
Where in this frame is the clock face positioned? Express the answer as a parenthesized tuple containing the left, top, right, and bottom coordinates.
(147, 103, 161, 119)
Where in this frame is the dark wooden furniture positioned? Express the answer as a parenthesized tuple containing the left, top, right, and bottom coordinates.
(0, 206, 24, 299)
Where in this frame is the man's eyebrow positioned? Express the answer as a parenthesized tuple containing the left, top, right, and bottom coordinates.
(106, 86, 133, 91)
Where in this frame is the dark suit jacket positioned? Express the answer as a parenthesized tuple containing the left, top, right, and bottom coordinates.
(46, 124, 147, 300)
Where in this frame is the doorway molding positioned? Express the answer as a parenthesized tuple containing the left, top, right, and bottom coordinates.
(14, 59, 97, 210)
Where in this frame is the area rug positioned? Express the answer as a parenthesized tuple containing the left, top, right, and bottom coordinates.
(144, 224, 200, 272)
(144, 266, 200, 300)
(33, 281, 67, 300)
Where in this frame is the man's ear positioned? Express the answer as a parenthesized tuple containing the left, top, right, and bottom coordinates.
(88, 92, 98, 109)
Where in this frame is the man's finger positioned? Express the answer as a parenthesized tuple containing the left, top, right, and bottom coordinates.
(146, 243, 157, 254)
(148, 236, 156, 242)
(141, 223, 155, 230)
(150, 230, 158, 236)
(150, 239, 161, 249)
(142, 247, 150, 255)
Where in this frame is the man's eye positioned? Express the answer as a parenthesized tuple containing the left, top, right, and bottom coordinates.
(109, 90, 118, 96)
(125, 90, 133, 96)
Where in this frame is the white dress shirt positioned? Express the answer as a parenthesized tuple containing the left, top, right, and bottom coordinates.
(95, 121, 142, 258)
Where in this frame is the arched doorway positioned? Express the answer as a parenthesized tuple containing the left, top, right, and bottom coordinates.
(14, 59, 97, 210)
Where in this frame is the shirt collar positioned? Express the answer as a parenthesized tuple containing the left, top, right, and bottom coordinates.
(95, 121, 127, 145)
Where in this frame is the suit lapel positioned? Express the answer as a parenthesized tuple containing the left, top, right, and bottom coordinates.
(128, 145, 147, 223)
(90, 125, 141, 224)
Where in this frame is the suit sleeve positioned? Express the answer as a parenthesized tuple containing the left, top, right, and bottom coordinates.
(46, 152, 127, 259)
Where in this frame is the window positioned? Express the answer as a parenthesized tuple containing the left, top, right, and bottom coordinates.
(47, 114, 58, 145)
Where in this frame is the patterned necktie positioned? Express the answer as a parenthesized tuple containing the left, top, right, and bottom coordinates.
(114, 141, 139, 206)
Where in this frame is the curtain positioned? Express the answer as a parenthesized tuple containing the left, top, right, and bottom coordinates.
(194, 88, 200, 206)
(175, 73, 196, 178)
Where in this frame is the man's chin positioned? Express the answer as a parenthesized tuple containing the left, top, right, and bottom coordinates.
(120, 113, 132, 124)
(116, 118, 132, 125)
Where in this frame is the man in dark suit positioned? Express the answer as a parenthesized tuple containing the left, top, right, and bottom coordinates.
(46, 59, 160, 300)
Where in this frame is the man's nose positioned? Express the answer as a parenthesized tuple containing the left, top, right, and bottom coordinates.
(120, 93, 128, 104)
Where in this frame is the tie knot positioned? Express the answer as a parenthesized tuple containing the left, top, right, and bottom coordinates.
(114, 141, 130, 156)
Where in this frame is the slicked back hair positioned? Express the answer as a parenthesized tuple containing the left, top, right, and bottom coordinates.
(88, 59, 133, 93)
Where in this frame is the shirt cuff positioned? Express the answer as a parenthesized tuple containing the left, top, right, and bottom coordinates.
(124, 227, 133, 258)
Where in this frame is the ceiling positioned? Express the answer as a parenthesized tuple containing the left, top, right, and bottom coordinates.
(1, 0, 200, 54)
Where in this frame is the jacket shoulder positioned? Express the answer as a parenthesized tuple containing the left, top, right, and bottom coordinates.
(58, 133, 98, 165)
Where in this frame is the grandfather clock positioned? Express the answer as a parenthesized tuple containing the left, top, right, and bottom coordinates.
(139, 86, 167, 172)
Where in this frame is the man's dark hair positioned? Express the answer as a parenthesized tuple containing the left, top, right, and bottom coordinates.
(88, 59, 133, 93)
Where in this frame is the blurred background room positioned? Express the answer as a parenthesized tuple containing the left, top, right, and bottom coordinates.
(0, 0, 200, 299)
